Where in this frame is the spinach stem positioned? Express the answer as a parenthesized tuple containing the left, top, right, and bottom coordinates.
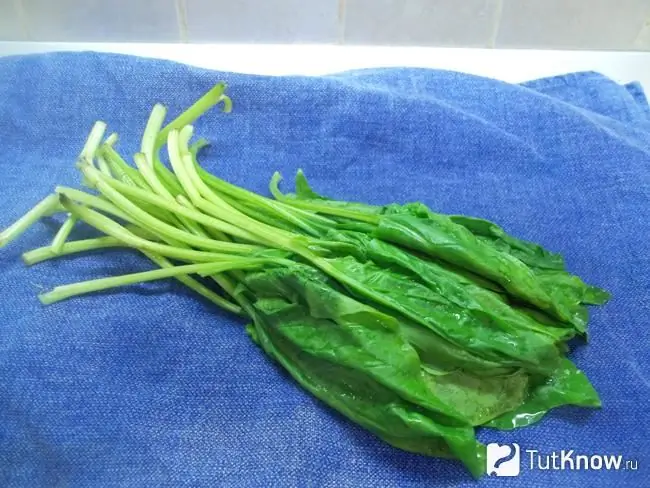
(139, 106, 201, 234)
(143, 250, 243, 315)
(269, 172, 379, 224)
(141, 104, 167, 166)
(99, 146, 181, 224)
(0, 194, 60, 248)
(200, 167, 336, 232)
(189, 138, 210, 159)
(99, 144, 146, 188)
(60, 196, 245, 263)
(150, 83, 232, 197)
(79, 121, 107, 164)
(38, 259, 266, 305)
(134, 152, 172, 199)
(57, 185, 188, 249)
(176, 194, 228, 240)
(167, 129, 204, 204)
(91, 170, 261, 244)
(23, 236, 123, 265)
(104, 132, 118, 147)
(155, 82, 230, 149)
(276, 198, 379, 224)
(96, 153, 112, 177)
(55, 186, 131, 221)
(179, 148, 296, 248)
(51, 214, 78, 254)
(165, 130, 289, 247)
(80, 163, 256, 254)
(164, 191, 245, 288)
(23, 237, 245, 316)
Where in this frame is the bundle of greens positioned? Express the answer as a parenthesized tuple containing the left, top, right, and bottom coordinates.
(0, 83, 609, 478)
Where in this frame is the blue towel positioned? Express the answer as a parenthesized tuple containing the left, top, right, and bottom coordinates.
(1, 52, 648, 487)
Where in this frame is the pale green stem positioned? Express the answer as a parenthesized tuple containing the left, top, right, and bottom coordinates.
(0, 194, 60, 248)
(189, 138, 210, 159)
(197, 168, 323, 236)
(180, 151, 296, 248)
(39, 259, 267, 305)
(176, 194, 229, 241)
(134, 151, 172, 198)
(56, 186, 186, 249)
(155, 82, 230, 149)
(95, 167, 261, 243)
(93, 150, 180, 225)
(179, 125, 194, 150)
(168, 129, 203, 204)
(81, 163, 258, 255)
(96, 153, 112, 177)
(269, 172, 379, 224)
(56, 186, 131, 221)
(203, 169, 336, 229)
(51, 214, 78, 254)
(268, 171, 285, 201)
(99, 144, 146, 188)
(141, 104, 166, 165)
(171, 192, 247, 286)
(136, 106, 196, 234)
(105, 132, 119, 147)
(273, 196, 379, 224)
(80, 121, 107, 163)
(60, 196, 243, 263)
(22, 236, 243, 314)
(140, 251, 243, 315)
(133, 151, 201, 234)
(149, 195, 244, 305)
(23, 236, 122, 265)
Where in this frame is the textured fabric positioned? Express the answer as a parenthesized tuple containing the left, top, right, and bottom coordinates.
(1, 52, 649, 487)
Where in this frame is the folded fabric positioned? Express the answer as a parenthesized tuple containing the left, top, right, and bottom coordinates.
(0, 52, 648, 487)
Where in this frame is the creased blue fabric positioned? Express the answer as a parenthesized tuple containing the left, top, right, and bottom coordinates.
(0, 52, 648, 488)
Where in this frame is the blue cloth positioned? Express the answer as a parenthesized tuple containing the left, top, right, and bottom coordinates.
(1, 52, 649, 488)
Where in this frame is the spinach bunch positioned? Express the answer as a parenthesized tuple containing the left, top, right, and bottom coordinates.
(0, 84, 608, 478)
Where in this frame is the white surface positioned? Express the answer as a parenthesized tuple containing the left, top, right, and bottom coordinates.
(497, 0, 649, 51)
(21, 0, 179, 42)
(343, 0, 499, 47)
(4, 1, 650, 51)
(1, 42, 649, 90)
(184, 0, 339, 43)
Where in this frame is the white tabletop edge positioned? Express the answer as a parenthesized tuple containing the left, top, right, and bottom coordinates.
(1, 42, 649, 91)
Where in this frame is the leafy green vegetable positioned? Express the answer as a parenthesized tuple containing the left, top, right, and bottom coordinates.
(240, 268, 489, 477)
(324, 255, 564, 375)
(271, 170, 609, 332)
(448, 215, 566, 271)
(485, 359, 601, 430)
(244, 310, 487, 478)
(0, 83, 609, 479)
(373, 213, 586, 331)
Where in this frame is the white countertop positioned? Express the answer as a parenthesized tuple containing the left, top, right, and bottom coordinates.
(1, 42, 649, 90)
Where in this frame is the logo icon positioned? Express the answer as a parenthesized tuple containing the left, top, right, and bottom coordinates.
(487, 443, 520, 476)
